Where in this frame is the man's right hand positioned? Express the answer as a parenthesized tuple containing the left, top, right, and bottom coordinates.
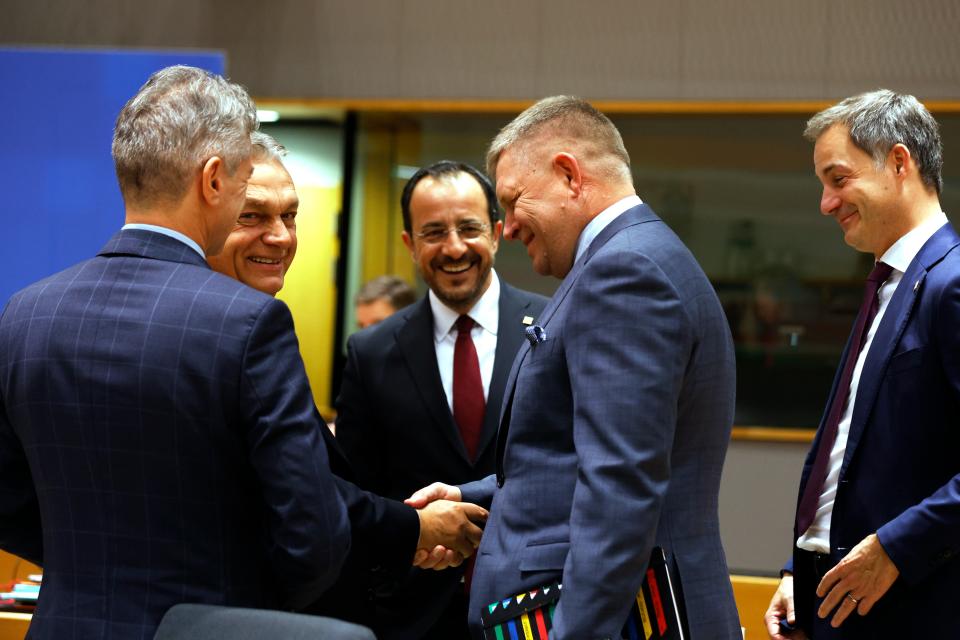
(765, 573, 808, 639)
(406, 481, 461, 508)
(414, 498, 486, 569)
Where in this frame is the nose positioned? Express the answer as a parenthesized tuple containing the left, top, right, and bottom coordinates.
(820, 186, 841, 216)
(440, 229, 468, 258)
(263, 218, 292, 247)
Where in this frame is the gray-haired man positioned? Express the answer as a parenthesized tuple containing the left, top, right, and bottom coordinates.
(765, 90, 960, 639)
(0, 66, 353, 639)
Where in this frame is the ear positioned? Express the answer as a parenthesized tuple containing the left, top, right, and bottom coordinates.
(889, 143, 912, 180)
(200, 156, 227, 206)
(489, 220, 503, 252)
(401, 230, 416, 259)
(553, 152, 583, 196)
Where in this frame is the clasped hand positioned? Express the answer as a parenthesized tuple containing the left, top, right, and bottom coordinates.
(409, 482, 486, 570)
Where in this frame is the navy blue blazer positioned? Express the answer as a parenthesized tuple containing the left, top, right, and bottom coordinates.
(462, 205, 741, 640)
(787, 222, 960, 637)
(0, 229, 350, 640)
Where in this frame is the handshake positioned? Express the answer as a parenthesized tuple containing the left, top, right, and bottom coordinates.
(406, 482, 486, 571)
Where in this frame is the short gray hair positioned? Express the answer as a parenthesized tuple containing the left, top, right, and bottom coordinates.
(804, 89, 943, 194)
(251, 130, 288, 164)
(486, 96, 631, 181)
(112, 65, 257, 207)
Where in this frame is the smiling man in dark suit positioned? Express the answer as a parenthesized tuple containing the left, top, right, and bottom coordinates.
(0, 66, 353, 640)
(765, 90, 960, 639)
(208, 136, 489, 629)
(335, 161, 548, 639)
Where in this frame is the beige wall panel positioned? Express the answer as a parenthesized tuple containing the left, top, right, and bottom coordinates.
(537, 0, 683, 99)
(824, 0, 960, 99)
(3, 0, 959, 100)
(679, 0, 827, 99)
(397, 0, 539, 99)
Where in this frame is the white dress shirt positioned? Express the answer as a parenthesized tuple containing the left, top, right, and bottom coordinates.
(430, 270, 501, 411)
(798, 211, 949, 553)
(573, 195, 643, 264)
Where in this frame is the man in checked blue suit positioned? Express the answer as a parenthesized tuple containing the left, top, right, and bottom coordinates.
(765, 91, 960, 639)
(0, 66, 355, 639)
(409, 97, 741, 639)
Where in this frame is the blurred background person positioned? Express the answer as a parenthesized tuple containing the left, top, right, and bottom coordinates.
(354, 275, 417, 329)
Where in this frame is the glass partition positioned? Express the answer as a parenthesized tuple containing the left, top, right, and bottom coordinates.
(344, 111, 960, 428)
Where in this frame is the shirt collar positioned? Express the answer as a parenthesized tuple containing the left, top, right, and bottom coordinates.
(429, 269, 501, 342)
(878, 211, 949, 274)
(574, 195, 642, 264)
(122, 223, 206, 258)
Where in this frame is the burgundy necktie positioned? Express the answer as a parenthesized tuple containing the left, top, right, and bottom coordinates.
(796, 261, 894, 535)
(453, 315, 485, 461)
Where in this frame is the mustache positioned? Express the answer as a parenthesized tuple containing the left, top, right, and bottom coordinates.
(432, 254, 477, 268)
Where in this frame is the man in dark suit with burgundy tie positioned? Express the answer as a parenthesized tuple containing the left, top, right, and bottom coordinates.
(335, 161, 548, 639)
(765, 90, 960, 639)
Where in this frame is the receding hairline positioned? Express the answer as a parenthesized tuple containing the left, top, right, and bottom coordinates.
(486, 97, 632, 181)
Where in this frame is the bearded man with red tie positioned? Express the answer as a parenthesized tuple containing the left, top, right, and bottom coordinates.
(335, 161, 548, 639)
(765, 90, 960, 639)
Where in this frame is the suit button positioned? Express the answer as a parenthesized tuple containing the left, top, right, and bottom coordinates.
(497, 475, 504, 488)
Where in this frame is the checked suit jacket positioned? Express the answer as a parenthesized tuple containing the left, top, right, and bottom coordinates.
(461, 204, 742, 640)
(335, 278, 547, 638)
(0, 229, 350, 640)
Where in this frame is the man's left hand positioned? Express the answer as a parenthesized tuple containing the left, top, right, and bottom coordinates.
(816, 533, 899, 627)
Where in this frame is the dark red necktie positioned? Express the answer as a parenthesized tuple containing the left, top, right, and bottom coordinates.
(453, 315, 485, 461)
(796, 261, 894, 535)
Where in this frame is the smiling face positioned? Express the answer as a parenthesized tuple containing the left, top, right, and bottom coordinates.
(401, 172, 501, 314)
(495, 145, 584, 279)
(207, 159, 298, 296)
(813, 124, 906, 258)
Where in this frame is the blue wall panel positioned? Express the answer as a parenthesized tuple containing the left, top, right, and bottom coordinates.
(0, 48, 224, 306)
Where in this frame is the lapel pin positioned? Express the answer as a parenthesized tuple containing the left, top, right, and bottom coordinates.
(914, 280, 920, 292)
(522, 315, 534, 326)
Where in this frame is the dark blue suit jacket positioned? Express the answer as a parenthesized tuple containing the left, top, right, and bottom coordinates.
(0, 229, 350, 640)
(462, 205, 741, 639)
(336, 279, 547, 638)
(788, 222, 960, 637)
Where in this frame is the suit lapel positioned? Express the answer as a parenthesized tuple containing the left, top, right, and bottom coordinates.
(477, 283, 539, 457)
(532, 203, 660, 332)
(396, 298, 471, 463)
(841, 223, 960, 475)
(495, 204, 660, 476)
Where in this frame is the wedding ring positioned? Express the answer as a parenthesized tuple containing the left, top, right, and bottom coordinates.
(846, 592, 860, 605)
